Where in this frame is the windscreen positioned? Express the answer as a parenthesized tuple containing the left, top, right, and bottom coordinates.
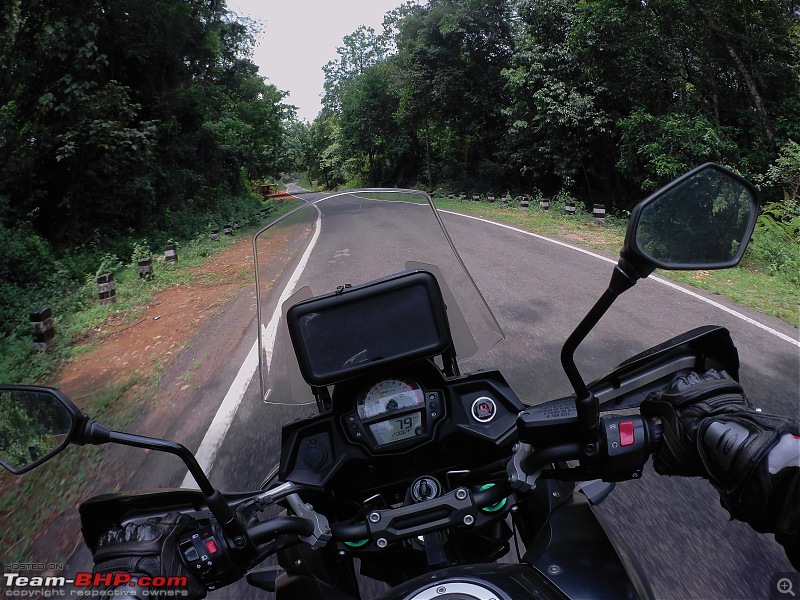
(253, 189, 504, 406)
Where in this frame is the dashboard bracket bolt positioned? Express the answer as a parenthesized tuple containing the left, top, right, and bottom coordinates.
(548, 565, 561, 575)
(376, 537, 388, 548)
(368, 512, 381, 523)
(463, 514, 475, 526)
(455, 488, 468, 501)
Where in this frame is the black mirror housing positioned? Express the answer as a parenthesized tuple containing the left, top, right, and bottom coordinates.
(621, 163, 760, 273)
(0, 386, 85, 474)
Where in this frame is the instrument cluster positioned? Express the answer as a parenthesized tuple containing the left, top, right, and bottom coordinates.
(342, 378, 444, 451)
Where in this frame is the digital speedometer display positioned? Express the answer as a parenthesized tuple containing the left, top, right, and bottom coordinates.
(368, 411, 423, 446)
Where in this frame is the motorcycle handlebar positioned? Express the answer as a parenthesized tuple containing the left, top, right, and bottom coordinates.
(182, 411, 663, 589)
(246, 415, 664, 547)
(327, 481, 511, 542)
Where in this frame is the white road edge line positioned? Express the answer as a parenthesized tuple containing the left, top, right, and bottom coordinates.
(439, 210, 800, 349)
(181, 203, 322, 489)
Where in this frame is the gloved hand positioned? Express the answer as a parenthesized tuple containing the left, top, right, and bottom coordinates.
(642, 369, 799, 569)
(640, 369, 753, 478)
(92, 512, 207, 599)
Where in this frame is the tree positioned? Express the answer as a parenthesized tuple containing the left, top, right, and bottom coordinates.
(301, 0, 799, 210)
(0, 0, 293, 242)
(502, 0, 610, 194)
(390, 0, 515, 189)
(322, 25, 389, 115)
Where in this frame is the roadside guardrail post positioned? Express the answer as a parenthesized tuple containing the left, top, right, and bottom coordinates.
(164, 243, 178, 263)
(138, 257, 153, 279)
(97, 273, 116, 305)
(30, 306, 55, 351)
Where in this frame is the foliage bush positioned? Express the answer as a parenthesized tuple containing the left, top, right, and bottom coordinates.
(747, 202, 800, 285)
(0, 193, 267, 385)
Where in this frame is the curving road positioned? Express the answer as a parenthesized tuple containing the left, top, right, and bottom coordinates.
(65, 185, 799, 599)
(440, 208, 799, 600)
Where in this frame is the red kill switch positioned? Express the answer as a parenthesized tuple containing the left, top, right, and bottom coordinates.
(620, 421, 635, 447)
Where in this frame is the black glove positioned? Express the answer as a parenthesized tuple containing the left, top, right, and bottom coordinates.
(92, 512, 207, 599)
(640, 369, 752, 478)
(642, 369, 800, 569)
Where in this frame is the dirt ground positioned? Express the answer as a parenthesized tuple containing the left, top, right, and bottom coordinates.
(1, 235, 261, 566)
(55, 237, 255, 402)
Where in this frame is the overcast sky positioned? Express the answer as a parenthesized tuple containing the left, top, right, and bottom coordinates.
(228, 0, 404, 122)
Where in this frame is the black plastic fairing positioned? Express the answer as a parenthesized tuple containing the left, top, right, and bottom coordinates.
(278, 365, 523, 494)
(523, 494, 653, 600)
(591, 325, 739, 410)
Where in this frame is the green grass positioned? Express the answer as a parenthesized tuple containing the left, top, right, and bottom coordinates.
(0, 369, 160, 562)
(0, 199, 301, 386)
(433, 197, 799, 329)
(433, 197, 626, 252)
(0, 198, 305, 562)
(663, 268, 799, 326)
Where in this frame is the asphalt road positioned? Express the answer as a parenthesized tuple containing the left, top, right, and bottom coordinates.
(440, 209, 799, 600)
(65, 185, 799, 599)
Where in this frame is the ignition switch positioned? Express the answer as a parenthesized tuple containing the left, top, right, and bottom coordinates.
(411, 476, 441, 502)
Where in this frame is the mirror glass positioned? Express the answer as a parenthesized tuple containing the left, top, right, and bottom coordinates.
(634, 166, 757, 268)
(0, 388, 74, 474)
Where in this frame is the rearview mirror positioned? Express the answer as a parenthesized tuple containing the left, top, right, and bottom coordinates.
(622, 163, 759, 271)
(560, 164, 760, 452)
(0, 386, 82, 474)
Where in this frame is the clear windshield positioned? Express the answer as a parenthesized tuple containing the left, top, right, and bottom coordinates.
(254, 188, 504, 406)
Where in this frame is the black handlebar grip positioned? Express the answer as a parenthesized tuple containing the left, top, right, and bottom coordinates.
(644, 417, 663, 454)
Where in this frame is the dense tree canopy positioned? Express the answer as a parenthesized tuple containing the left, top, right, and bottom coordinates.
(0, 0, 292, 244)
(302, 0, 799, 212)
(0, 0, 297, 350)
(0, 0, 797, 379)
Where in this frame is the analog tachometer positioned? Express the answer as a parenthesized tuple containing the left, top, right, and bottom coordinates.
(357, 379, 425, 419)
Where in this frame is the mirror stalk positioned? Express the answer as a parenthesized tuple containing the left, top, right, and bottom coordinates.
(561, 259, 647, 462)
(78, 419, 245, 544)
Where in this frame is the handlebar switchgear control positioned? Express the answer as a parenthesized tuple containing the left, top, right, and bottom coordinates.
(178, 525, 241, 589)
(599, 415, 657, 481)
